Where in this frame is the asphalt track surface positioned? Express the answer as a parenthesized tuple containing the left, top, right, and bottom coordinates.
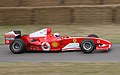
(0, 44, 120, 62)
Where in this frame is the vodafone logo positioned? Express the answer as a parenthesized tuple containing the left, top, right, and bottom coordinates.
(6, 40, 9, 44)
(97, 40, 100, 43)
(41, 42, 50, 51)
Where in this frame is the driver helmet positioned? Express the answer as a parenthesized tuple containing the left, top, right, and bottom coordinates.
(54, 33, 60, 38)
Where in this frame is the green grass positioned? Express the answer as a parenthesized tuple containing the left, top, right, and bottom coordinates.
(0, 62, 119, 75)
(0, 24, 120, 44)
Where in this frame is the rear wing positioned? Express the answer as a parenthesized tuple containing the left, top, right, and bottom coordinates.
(4, 31, 21, 44)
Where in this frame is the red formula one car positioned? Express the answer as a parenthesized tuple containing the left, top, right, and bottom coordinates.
(4, 28, 112, 54)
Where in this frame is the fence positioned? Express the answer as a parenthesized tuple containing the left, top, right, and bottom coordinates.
(1, 0, 120, 7)
(0, 6, 119, 25)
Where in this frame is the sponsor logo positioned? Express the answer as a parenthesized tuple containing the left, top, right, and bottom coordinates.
(6, 40, 9, 44)
(97, 40, 100, 43)
(41, 42, 50, 51)
(62, 43, 80, 51)
(52, 42, 59, 48)
(6, 38, 14, 40)
(73, 38, 77, 43)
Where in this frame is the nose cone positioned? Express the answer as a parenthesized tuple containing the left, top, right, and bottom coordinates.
(104, 39, 112, 44)
(96, 38, 112, 50)
(102, 39, 112, 49)
(108, 41, 112, 49)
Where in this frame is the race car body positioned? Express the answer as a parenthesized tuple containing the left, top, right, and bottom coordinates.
(4, 28, 112, 54)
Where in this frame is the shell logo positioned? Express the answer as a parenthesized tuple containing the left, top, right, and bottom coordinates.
(52, 42, 59, 48)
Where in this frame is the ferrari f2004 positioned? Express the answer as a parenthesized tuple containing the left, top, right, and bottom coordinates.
(5, 28, 112, 54)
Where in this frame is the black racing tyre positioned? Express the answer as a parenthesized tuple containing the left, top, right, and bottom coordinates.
(80, 39, 96, 53)
(9, 39, 26, 54)
(88, 34, 99, 38)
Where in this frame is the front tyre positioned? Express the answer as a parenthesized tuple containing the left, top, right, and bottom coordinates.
(80, 39, 96, 53)
(88, 34, 99, 38)
(9, 39, 26, 54)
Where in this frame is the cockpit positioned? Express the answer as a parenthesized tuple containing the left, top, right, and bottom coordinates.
(29, 28, 65, 38)
(29, 28, 51, 37)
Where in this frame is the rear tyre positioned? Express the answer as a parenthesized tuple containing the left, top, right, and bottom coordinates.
(80, 39, 96, 53)
(88, 34, 99, 38)
(9, 39, 25, 54)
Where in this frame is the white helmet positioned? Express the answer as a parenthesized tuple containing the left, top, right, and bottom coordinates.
(54, 33, 60, 38)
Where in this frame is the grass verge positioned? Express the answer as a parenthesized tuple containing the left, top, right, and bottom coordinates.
(0, 62, 119, 75)
(0, 24, 120, 44)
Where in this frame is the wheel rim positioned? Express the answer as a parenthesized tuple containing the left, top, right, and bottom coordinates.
(83, 42, 92, 51)
(12, 42, 21, 51)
